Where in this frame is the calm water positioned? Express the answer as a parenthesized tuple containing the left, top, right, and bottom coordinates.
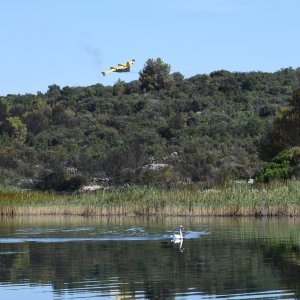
(0, 216, 299, 299)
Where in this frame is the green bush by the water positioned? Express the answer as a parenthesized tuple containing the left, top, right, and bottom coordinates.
(257, 147, 300, 182)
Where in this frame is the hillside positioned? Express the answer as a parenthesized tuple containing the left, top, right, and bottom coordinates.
(0, 59, 299, 190)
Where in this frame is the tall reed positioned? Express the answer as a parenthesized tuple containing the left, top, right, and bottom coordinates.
(0, 181, 299, 216)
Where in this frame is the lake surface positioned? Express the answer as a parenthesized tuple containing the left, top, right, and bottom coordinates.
(0, 216, 299, 299)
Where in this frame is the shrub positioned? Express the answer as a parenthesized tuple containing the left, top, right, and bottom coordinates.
(257, 147, 300, 182)
(136, 166, 180, 188)
(36, 171, 87, 192)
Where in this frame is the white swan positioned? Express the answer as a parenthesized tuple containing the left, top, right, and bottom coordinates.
(171, 225, 184, 242)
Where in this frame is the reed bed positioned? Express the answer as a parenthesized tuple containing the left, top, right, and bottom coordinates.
(0, 181, 299, 216)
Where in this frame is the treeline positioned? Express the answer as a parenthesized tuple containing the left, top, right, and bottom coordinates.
(0, 58, 299, 190)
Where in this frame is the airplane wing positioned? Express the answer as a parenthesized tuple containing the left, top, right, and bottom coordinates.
(102, 67, 117, 76)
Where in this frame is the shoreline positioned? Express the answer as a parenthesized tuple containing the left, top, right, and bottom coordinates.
(1, 181, 299, 217)
(1, 205, 300, 217)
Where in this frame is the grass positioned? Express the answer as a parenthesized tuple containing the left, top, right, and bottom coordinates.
(0, 180, 299, 216)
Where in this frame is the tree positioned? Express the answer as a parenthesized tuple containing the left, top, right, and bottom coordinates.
(113, 79, 125, 96)
(273, 88, 300, 150)
(6, 116, 27, 143)
(46, 84, 61, 103)
(289, 88, 300, 113)
(172, 72, 184, 83)
(52, 103, 75, 125)
(259, 88, 300, 161)
(139, 58, 174, 92)
(0, 102, 8, 135)
(0, 102, 8, 122)
(25, 99, 52, 134)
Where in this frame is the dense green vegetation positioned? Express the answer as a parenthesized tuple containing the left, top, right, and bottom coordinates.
(258, 147, 300, 182)
(0, 58, 299, 190)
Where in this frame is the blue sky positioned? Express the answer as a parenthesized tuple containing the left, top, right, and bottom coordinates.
(1, 0, 299, 96)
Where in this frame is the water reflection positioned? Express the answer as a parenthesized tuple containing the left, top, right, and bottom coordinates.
(0, 216, 299, 299)
(171, 238, 184, 253)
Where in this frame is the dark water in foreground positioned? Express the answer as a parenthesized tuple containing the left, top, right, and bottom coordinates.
(0, 216, 299, 299)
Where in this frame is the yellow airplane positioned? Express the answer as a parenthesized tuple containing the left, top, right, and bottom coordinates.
(101, 59, 135, 76)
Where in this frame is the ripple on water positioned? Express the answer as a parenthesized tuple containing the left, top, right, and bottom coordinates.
(0, 229, 209, 243)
